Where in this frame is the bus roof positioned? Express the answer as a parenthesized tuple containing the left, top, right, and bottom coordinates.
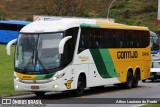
(20, 17, 149, 33)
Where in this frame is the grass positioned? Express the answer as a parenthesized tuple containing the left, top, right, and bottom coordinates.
(141, 104, 160, 107)
(0, 44, 29, 97)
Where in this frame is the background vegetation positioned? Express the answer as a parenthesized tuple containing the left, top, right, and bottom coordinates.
(0, 0, 158, 31)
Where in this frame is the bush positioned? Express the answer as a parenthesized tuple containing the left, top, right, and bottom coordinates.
(142, 2, 157, 13)
(0, 5, 6, 20)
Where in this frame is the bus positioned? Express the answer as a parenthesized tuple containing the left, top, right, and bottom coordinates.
(148, 31, 160, 82)
(7, 17, 150, 97)
(0, 20, 30, 44)
(150, 31, 159, 54)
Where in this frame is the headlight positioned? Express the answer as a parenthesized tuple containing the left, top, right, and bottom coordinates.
(53, 76, 57, 81)
(52, 72, 65, 81)
(14, 76, 21, 81)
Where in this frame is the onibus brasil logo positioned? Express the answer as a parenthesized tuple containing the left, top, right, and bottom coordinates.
(1, 98, 46, 106)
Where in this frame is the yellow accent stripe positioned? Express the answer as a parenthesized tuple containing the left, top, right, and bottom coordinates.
(100, 25, 149, 31)
(16, 72, 36, 80)
(96, 20, 149, 31)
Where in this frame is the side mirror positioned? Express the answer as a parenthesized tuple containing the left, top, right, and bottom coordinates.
(59, 36, 72, 54)
(6, 39, 17, 55)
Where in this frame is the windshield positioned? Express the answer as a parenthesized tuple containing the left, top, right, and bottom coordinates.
(15, 33, 63, 73)
(150, 31, 159, 54)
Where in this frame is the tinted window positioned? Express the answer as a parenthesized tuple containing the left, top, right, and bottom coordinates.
(78, 28, 150, 53)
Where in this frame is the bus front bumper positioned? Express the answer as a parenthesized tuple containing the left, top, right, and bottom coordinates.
(14, 78, 64, 92)
(149, 68, 160, 80)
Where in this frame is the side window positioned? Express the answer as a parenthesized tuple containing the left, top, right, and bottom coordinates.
(63, 27, 79, 66)
(104, 30, 109, 47)
(78, 28, 93, 53)
(98, 29, 105, 48)
(78, 28, 150, 50)
(78, 29, 86, 53)
(92, 29, 99, 48)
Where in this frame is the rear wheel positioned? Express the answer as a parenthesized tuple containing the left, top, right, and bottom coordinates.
(125, 71, 133, 89)
(34, 92, 45, 97)
(73, 76, 85, 96)
(132, 72, 139, 88)
(142, 80, 146, 82)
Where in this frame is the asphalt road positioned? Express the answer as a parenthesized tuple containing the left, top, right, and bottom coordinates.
(3, 80, 160, 107)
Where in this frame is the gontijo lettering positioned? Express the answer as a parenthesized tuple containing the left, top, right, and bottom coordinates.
(117, 51, 138, 59)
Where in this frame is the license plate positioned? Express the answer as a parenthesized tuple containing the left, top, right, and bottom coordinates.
(31, 86, 39, 89)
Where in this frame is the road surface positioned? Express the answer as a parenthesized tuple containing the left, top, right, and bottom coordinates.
(2, 80, 160, 107)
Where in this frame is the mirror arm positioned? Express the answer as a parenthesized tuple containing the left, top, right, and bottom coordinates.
(59, 36, 72, 54)
(6, 39, 17, 55)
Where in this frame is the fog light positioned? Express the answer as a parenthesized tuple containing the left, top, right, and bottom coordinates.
(15, 85, 19, 89)
(53, 85, 58, 88)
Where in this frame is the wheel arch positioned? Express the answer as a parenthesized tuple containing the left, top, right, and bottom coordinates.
(128, 68, 133, 75)
(75, 71, 87, 89)
(135, 67, 141, 80)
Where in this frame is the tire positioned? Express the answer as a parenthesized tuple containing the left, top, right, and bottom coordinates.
(73, 76, 85, 97)
(117, 83, 125, 89)
(132, 72, 139, 88)
(142, 80, 146, 82)
(34, 92, 45, 97)
(90, 86, 104, 90)
(125, 71, 133, 89)
(151, 79, 154, 82)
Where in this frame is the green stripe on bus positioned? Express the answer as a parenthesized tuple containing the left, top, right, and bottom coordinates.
(36, 72, 56, 79)
(80, 24, 100, 28)
(99, 49, 119, 78)
(36, 75, 46, 79)
(90, 49, 111, 78)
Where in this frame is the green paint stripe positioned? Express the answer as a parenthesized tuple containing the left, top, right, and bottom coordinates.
(36, 75, 46, 79)
(35, 72, 56, 79)
(99, 49, 119, 78)
(80, 24, 100, 28)
(90, 49, 111, 78)
(45, 72, 56, 78)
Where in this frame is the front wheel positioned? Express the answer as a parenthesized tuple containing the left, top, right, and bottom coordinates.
(34, 92, 45, 97)
(73, 76, 85, 96)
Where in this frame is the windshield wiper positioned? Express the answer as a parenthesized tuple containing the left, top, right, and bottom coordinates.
(37, 57, 48, 74)
(23, 49, 35, 72)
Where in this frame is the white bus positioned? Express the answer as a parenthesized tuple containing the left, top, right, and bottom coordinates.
(148, 31, 160, 82)
(7, 17, 150, 97)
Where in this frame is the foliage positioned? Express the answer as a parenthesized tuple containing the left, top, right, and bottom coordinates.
(39, 0, 158, 31)
(0, 0, 159, 31)
(0, 5, 6, 20)
(0, 0, 158, 31)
